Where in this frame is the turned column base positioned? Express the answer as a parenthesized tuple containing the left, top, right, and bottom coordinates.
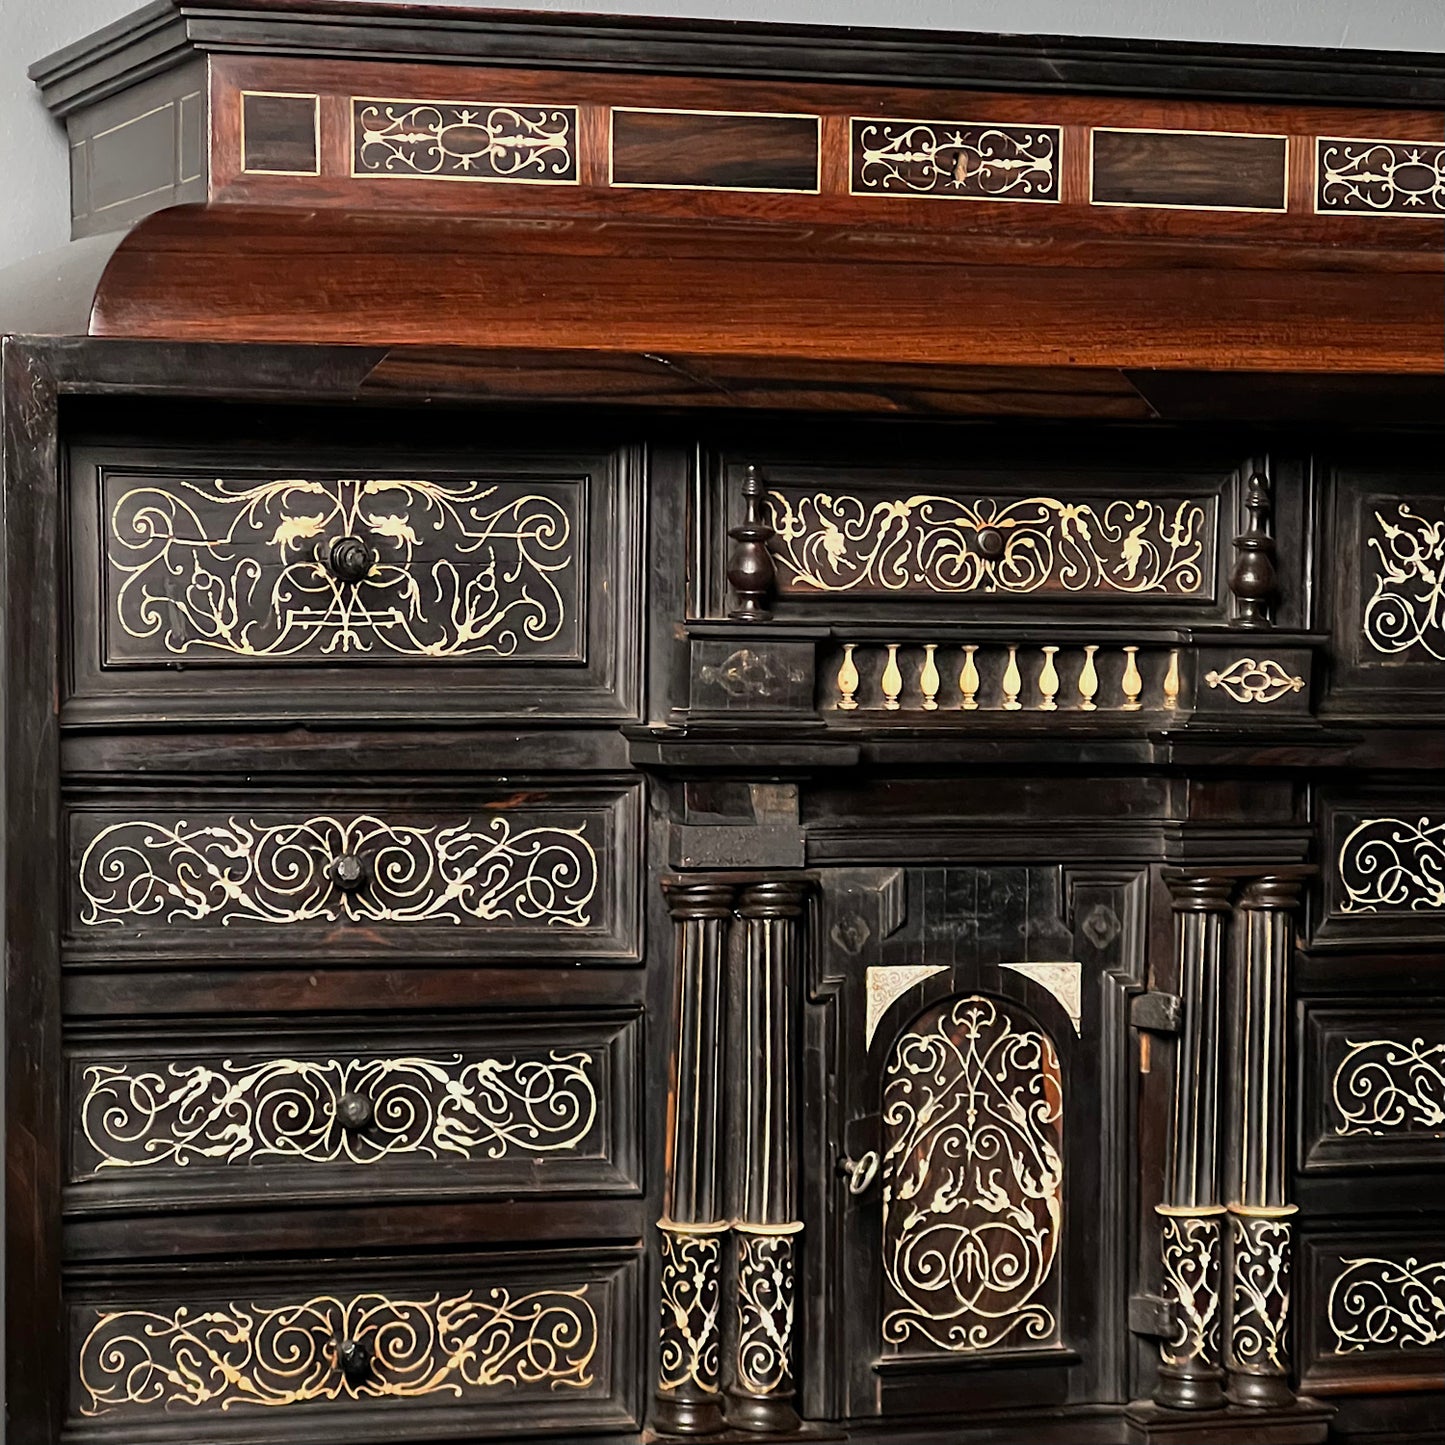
(1154, 1209, 1226, 1412)
(655, 1392, 728, 1436)
(1154, 1361, 1227, 1413)
(1126, 1397, 1333, 1444)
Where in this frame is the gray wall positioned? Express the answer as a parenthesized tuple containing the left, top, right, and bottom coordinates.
(2, 0, 1444, 271)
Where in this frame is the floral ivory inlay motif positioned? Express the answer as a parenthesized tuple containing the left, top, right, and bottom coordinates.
(881, 994, 1063, 1354)
(77, 1050, 600, 1172)
(77, 813, 599, 928)
(1364, 504, 1445, 661)
(1336, 816, 1445, 914)
(1329, 1257, 1445, 1354)
(1331, 1036, 1445, 1137)
(77, 1286, 599, 1414)
(353, 101, 577, 182)
(765, 491, 1209, 596)
(105, 475, 578, 660)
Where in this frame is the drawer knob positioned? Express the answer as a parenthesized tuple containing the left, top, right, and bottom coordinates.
(335, 1092, 373, 1131)
(329, 853, 368, 892)
(336, 1335, 371, 1383)
(976, 525, 1006, 559)
(320, 534, 377, 584)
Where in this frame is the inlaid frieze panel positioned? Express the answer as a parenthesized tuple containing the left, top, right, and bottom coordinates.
(67, 1251, 638, 1433)
(764, 487, 1215, 599)
(880, 993, 1064, 1355)
(101, 471, 582, 664)
(849, 118, 1060, 201)
(352, 98, 579, 183)
(65, 785, 641, 964)
(66, 1016, 639, 1208)
(1301, 1006, 1445, 1170)
(1299, 1234, 1445, 1393)
(1316, 794, 1445, 946)
(1362, 501, 1445, 661)
(1316, 137, 1445, 216)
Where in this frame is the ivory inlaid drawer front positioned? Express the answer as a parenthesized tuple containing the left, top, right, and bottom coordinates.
(1301, 1005, 1445, 1170)
(65, 444, 640, 724)
(67, 1249, 640, 1439)
(66, 1016, 640, 1211)
(64, 784, 642, 965)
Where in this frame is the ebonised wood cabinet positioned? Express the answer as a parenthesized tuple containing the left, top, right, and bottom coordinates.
(4, 5, 1444, 1444)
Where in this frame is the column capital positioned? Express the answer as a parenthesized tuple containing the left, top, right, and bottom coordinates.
(662, 877, 738, 921)
(1163, 872, 1235, 911)
(1237, 875, 1305, 912)
(736, 877, 812, 919)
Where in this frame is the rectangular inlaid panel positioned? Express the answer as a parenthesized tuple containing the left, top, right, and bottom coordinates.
(64, 783, 642, 965)
(1315, 792, 1445, 947)
(849, 118, 1060, 201)
(1299, 1232, 1445, 1393)
(67, 1249, 640, 1436)
(1301, 1006, 1445, 1170)
(1317, 137, 1445, 216)
(66, 1014, 640, 1210)
(240, 91, 320, 176)
(352, 98, 579, 183)
(610, 108, 819, 192)
(763, 483, 1219, 600)
(1090, 128, 1288, 212)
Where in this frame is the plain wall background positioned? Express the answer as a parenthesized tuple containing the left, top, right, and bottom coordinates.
(3, 0, 1445, 272)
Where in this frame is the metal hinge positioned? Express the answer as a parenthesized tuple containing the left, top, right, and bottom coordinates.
(1128, 1292, 1179, 1339)
(1130, 991, 1183, 1035)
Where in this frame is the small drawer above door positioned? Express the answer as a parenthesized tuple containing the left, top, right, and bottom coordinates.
(64, 782, 643, 966)
(65, 443, 641, 725)
(66, 1013, 641, 1213)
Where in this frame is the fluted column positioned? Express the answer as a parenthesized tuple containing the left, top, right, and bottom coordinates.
(656, 879, 735, 1436)
(1155, 874, 1232, 1411)
(1224, 876, 1301, 1409)
(728, 879, 809, 1434)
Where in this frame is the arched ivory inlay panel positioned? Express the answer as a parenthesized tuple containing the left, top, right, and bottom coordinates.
(1337, 816, 1445, 914)
(103, 474, 581, 662)
(881, 994, 1063, 1355)
(76, 813, 599, 928)
(1331, 1036, 1445, 1138)
(76, 1286, 600, 1415)
(1328, 1256, 1445, 1354)
(1001, 962, 1082, 1035)
(764, 490, 1211, 597)
(1363, 503, 1445, 662)
(76, 1049, 601, 1173)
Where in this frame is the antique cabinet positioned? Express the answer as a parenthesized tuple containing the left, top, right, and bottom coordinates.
(3, 4, 1444, 1444)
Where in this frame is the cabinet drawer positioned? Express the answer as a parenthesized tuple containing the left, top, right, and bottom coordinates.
(66, 1014, 640, 1212)
(65, 783, 643, 965)
(67, 1248, 640, 1440)
(66, 444, 640, 724)
(1301, 1004, 1445, 1171)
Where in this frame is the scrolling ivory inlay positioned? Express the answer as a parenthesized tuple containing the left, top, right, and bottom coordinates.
(1336, 816, 1445, 914)
(1203, 657, 1305, 704)
(1331, 1037, 1445, 1137)
(105, 475, 579, 661)
(77, 814, 599, 928)
(1364, 504, 1445, 661)
(352, 99, 579, 183)
(864, 965, 948, 1047)
(77, 1286, 599, 1414)
(850, 119, 1060, 201)
(1328, 1257, 1445, 1353)
(881, 994, 1063, 1355)
(765, 491, 1210, 596)
(77, 1050, 600, 1172)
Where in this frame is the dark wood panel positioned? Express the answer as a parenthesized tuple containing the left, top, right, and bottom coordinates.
(1091, 129, 1287, 211)
(241, 89, 319, 175)
(611, 107, 818, 192)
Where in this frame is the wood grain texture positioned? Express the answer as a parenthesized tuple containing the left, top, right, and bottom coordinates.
(1091, 129, 1287, 211)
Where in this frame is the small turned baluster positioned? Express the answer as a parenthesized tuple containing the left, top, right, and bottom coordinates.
(1002, 645, 1022, 711)
(727, 465, 775, 622)
(1230, 471, 1277, 630)
(920, 644, 940, 711)
(1038, 646, 1060, 711)
(959, 645, 981, 711)
(1078, 645, 1099, 711)
(1121, 646, 1143, 711)
(836, 644, 859, 711)
(881, 644, 903, 710)
(1163, 649, 1182, 711)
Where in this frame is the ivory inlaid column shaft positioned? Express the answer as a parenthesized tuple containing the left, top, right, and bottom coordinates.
(656, 878, 735, 1436)
(1154, 873, 1233, 1412)
(1224, 875, 1302, 1411)
(729, 878, 809, 1435)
